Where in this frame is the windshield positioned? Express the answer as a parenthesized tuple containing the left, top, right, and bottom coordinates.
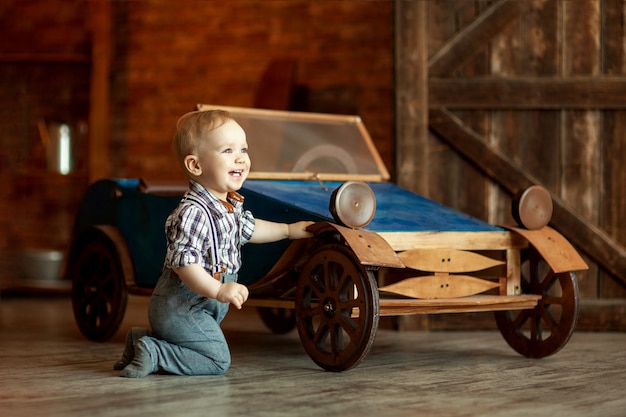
(197, 104, 389, 182)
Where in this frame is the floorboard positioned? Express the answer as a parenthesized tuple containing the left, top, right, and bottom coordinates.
(1, 294, 625, 417)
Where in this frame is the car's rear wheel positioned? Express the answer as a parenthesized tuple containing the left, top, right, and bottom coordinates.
(68, 226, 130, 342)
(257, 307, 297, 334)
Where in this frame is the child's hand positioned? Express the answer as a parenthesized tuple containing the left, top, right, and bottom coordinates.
(288, 221, 315, 240)
(216, 282, 249, 309)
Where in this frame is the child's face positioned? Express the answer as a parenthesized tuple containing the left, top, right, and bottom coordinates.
(193, 119, 250, 199)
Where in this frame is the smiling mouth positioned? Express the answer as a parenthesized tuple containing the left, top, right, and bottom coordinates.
(230, 169, 245, 177)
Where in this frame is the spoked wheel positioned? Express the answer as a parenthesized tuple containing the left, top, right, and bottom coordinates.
(495, 246, 579, 358)
(257, 307, 297, 334)
(68, 226, 130, 342)
(295, 244, 379, 371)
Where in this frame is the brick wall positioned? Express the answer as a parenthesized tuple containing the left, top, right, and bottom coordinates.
(111, 0, 394, 180)
(0, 0, 394, 286)
(0, 0, 91, 286)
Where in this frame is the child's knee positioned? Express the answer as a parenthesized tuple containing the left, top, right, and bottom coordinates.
(213, 355, 231, 375)
(189, 351, 230, 376)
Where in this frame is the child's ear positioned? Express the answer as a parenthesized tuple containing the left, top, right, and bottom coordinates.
(183, 155, 202, 176)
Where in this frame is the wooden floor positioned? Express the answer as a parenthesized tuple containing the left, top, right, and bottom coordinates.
(1, 294, 625, 417)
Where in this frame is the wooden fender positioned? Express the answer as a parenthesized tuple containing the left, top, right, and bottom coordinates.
(504, 225, 588, 273)
(308, 222, 404, 269)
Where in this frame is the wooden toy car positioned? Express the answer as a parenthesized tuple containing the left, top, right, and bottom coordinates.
(67, 105, 587, 371)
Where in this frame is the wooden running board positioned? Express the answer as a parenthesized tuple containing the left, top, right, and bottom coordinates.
(245, 294, 540, 316)
(378, 294, 540, 316)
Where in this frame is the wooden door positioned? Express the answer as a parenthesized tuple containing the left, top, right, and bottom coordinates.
(395, 0, 626, 330)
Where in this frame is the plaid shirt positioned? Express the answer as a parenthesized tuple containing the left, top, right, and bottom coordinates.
(164, 180, 255, 275)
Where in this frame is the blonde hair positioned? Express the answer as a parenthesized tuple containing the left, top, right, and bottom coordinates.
(173, 109, 232, 171)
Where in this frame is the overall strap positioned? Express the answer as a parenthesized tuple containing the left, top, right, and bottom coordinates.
(182, 195, 223, 280)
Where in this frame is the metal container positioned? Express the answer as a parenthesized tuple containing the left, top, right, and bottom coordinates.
(19, 249, 65, 282)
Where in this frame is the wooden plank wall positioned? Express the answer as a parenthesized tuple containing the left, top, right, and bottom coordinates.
(599, 0, 626, 300)
(396, 0, 626, 330)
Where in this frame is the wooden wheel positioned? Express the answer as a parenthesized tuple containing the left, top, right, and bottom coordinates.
(257, 307, 296, 334)
(68, 226, 130, 342)
(295, 244, 379, 371)
(495, 247, 579, 358)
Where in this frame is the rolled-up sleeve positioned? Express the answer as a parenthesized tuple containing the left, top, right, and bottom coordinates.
(239, 209, 255, 245)
(164, 205, 212, 269)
